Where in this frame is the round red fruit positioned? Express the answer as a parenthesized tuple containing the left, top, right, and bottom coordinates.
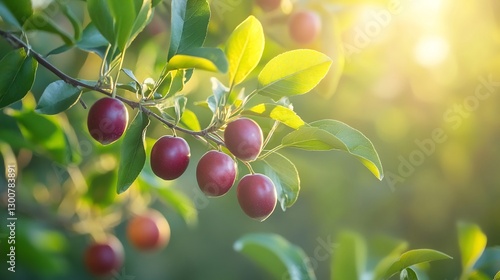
(84, 236, 124, 276)
(127, 210, 171, 251)
(237, 174, 277, 221)
(150, 136, 190, 180)
(255, 0, 281, 12)
(288, 10, 322, 45)
(87, 97, 129, 145)
(224, 118, 263, 161)
(196, 150, 237, 197)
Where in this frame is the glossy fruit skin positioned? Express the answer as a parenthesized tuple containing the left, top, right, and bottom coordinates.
(84, 236, 124, 276)
(196, 150, 237, 197)
(255, 0, 281, 12)
(127, 210, 171, 251)
(224, 118, 263, 161)
(87, 97, 129, 145)
(150, 136, 190, 180)
(237, 174, 277, 221)
(288, 10, 322, 45)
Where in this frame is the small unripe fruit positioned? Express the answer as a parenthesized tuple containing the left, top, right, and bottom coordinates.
(288, 10, 322, 45)
(84, 236, 124, 276)
(87, 97, 129, 145)
(237, 174, 277, 221)
(127, 210, 171, 251)
(150, 136, 190, 180)
(196, 150, 237, 197)
(224, 118, 263, 161)
(255, 0, 281, 12)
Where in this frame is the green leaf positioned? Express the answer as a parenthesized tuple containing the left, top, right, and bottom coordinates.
(152, 185, 198, 226)
(76, 23, 112, 59)
(174, 95, 187, 124)
(35, 81, 82, 115)
(60, 2, 82, 41)
(384, 249, 453, 278)
(0, 0, 33, 28)
(400, 268, 419, 280)
(243, 103, 305, 129)
(0, 49, 38, 109)
(262, 152, 300, 210)
(468, 271, 494, 280)
(474, 247, 500, 277)
(167, 0, 210, 60)
(137, 144, 198, 226)
(168, 70, 186, 96)
(206, 77, 228, 113)
(117, 111, 150, 194)
(9, 110, 70, 165)
(25, 13, 74, 45)
(168, 47, 228, 73)
(152, 0, 163, 6)
(282, 119, 384, 180)
(179, 109, 201, 131)
(88, 0, 153, 51)
(122, 68, 140, 85)
(87, 0, 114, 47)
(458, 222, 487, 276)
(129, 0, 153, 46)
(225, 15, 264, 87)
(234, 233, 316, 280)
(372, 241, 409, 280)
(117, 82, 139, 93)
(86, 170, 117, 208)
(156, 70, 186, 98)
(257, 50, 332, 100)
(331, 231, 367, 280)
(494, 271, 500, 280)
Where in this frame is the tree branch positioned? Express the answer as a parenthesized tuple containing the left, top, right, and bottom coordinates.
(0, 30, 225, 147)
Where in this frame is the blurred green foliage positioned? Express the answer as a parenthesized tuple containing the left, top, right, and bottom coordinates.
(1, 0, 500, 279)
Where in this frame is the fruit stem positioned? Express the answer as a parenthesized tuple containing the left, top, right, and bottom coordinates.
(259, 144, 284, 160)
(112, 50, 127, 98)
(243, 161, 255, 174)
(262, 120, 280, 149)
(99, 45, 111, 77)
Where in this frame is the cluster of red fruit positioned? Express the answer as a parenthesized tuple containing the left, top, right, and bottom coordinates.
(85, 209, 170, 275)
(150, 117, 277, 222)
(255, 0, 322, 45)
(87, 97, 277, 221)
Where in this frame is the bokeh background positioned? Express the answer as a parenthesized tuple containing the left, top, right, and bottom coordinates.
(1, 0, 500, 279)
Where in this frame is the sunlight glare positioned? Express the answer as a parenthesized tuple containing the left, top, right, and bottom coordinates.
(414, 36, 450, 67)
(417, 0, 444, 15)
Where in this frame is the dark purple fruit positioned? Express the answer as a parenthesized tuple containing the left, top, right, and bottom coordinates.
(224, 118, 263, 161)
(237, 174, 277, 221)
(87, 97, 129, 145)
(150, 136, 190, 180)
(196, 150, 237, 197)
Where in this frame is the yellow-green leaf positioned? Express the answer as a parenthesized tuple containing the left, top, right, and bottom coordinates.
(384, 249, 452, 278)
(458, 222, 487, 276)
(257, 50, 332, 100)
(243, 103, 305, 129)
(282, 119, 384, 180)
(225, 15, 264, 87)
(168, 47, 228, 73)
(234, 233, 316, 280)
